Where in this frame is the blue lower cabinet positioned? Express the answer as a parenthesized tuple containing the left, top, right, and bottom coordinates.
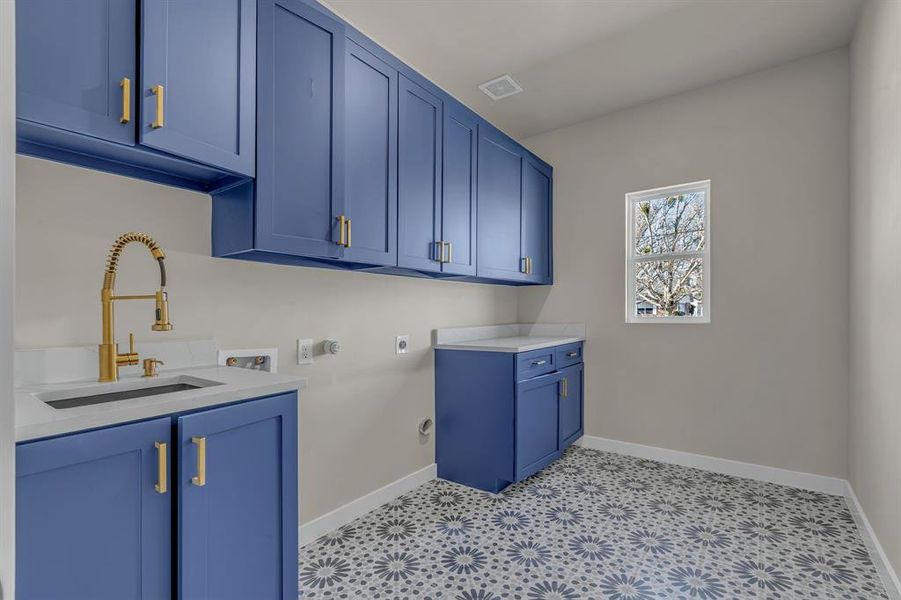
(16, 417, 172, 600)
(15, 392, 298, 600)
(435, 343, 583, 493)
(178, 393, 298, 600)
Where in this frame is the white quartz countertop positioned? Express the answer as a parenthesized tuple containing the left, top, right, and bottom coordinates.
(15, 365, 306, 442)
(434, 335, 584, 353)
(432, 323, 585, 353)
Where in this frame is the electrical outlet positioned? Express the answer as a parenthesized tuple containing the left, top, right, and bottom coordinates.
(396, 335, 410, 355)
(297, 338, 314, 365)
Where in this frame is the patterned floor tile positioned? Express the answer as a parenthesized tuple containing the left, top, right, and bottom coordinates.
(300, 447, 891, 599)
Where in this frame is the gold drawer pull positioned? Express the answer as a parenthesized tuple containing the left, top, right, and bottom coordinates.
(151, 84, 165, 129)
(119, 77, 131, 124)
(154, 441, 168, 494)
(337, 215, 347, 247)
(566, 351, 578, 358)
(191, 436, 206, 487)
(346, 218, 352, 248)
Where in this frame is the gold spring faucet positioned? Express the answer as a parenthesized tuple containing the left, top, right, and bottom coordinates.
(99, 232, 173, 382)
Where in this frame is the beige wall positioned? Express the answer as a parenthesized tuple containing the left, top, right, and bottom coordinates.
(0, 1, 15, 597)
(14, 156, 518, 522)
(850, 0, 901, 576)
(520, 50, 851, 479)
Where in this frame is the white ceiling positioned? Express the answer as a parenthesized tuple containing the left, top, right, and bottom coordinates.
(322, 0, 864, 140)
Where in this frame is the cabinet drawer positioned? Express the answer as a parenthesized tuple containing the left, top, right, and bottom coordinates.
(516, 348, 556, 380)
(556, 342, 583, 368)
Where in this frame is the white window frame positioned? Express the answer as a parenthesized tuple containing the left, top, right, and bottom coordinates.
(625, 180, 711, 324)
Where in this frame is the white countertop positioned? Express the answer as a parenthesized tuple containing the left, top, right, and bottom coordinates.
(434, 335, 584, 353)
(15, 365, 306, 442)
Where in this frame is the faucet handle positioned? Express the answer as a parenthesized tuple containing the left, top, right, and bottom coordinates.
(143, 358, 164, 378)
(128, 332, 135, 355)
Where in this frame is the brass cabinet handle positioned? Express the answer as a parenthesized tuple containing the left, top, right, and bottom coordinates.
(151, 84, 165, 129)
(346, 218, 352, 248)
(154, 441, 168, 494)
(527, 257, 533, 274)
(562, 377, 568, 398)
(119, 77, 131, 124)
(434, 241, 443, 262)
(444, 241, 453, 264)
(521, 257, 527, 273)
(337, 215, 347, 246)
(191, 436, 206, 487)
(532, 359, 548, 366)
(566, 351, 578, 358)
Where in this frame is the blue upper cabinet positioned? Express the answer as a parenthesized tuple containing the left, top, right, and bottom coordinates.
(16, 418, 172, 600)
(343, 41, 397, 266)
(398, 75, 443, 272)
(178, 393, 298, 600)
(440, 103, 478, 276)
(522, 155, 553, 284)
(477, 124, 526, 282)
(254, 0, 346, 259)
(16, 0, 136, 146)
(141, 0, 256, 177)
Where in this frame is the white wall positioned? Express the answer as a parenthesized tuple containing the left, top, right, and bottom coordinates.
(850, 0, 901, 575)
(520, 50, 851, 479)
(14, 155, 518, 522)
(0, 0, 16, 598)
(0, 0, 15, 597)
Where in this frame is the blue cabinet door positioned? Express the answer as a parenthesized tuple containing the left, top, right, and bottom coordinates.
(141, 0, 256, 176)
(398, 75, 443, 272)
(441, 103, 478, 276)
(178, 393, 298, 600)
(515, 371, 564, 481)
(16, 418, 171, 600)
(16, 0, 136, 146)
(477, 125, 525, 282)
(522, 155, 553, 284)
(559, 363, 584, 448)
(344, 41, 397, 266)
(255, 0, 346, 259)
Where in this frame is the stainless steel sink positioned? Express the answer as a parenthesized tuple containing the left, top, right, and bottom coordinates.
(37, 375, 223, 410)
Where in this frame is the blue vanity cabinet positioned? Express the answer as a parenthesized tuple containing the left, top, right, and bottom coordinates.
(141, 0, 257, 177)
(16, 0, 137, 147)
(440, 102, 478, 276)
(522, 155, 553, 285)
(16, 417, 172, 600)
(343, 40, 398, 266)
(435, 341, 584, 493)
(254, 0, 346, 259)
(177, 392, 298, 600)
(397, 75, 444, 272)
(477, 124, 526, 283)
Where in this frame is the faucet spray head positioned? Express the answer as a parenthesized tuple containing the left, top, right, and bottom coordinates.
(153, 289, 173, 332)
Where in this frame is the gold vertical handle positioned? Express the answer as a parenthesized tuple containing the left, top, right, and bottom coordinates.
(151, 84, 165, 129)
(527, 257, 533, 274)
(154, 441, 168, 494)
(191, 436, 206, 487)
(563, 377, 568, 398)
(521, 257, 527, 273)
(346, 218, 352, 248)
(447, 241, 453, 264)
(435, 241, 443, 262)
(337, 215, 346, 246)
(119, 77, 131, 124)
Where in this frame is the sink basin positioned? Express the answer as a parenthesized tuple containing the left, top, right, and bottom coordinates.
(38, 375, 223, 410)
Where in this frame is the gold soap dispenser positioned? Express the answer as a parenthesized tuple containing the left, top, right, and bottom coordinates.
(98, 232, 173, 383)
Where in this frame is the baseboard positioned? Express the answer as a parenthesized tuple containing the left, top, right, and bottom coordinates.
(577, 435, 846, 494)
(299, 463, 437, 547)
(577, 435, 900, 598)
(844, 482, 901, 599)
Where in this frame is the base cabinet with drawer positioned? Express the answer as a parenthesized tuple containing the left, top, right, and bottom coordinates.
(434, 342, 584, 493)
(15, 392, 298, 600)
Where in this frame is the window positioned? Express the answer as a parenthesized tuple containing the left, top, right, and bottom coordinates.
(626, 180, 710, 323)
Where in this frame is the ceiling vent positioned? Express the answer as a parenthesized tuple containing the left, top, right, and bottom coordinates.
(478, 74, 523, 101)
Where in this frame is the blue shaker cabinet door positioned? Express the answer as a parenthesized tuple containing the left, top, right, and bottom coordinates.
(344, 41, 397, 266)
(522, 155, 553, 284)
(477, 125, 525, 282)
(178, 393, 298, 600)
(16, 0, 136, 145)
(141, 0, 256, 176)
(441, 103, 478, 276)
(397, 75, 443, 272)
(255, 0, 346, 259)
(515, 371, 564, 481)
(558, 362, 584, 449)
(16, 418, 172, 600)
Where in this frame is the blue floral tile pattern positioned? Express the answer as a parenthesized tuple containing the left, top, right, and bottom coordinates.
(300, 446, 891, 599)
